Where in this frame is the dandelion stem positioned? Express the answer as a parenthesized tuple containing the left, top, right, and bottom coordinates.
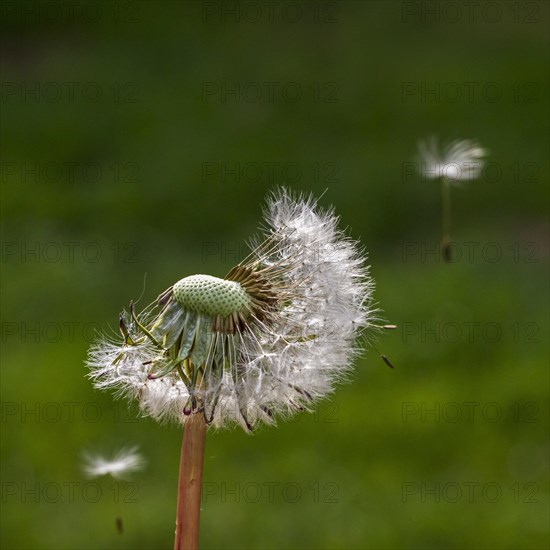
(441, 178, 452, 261)
(174, 412, 207, 550)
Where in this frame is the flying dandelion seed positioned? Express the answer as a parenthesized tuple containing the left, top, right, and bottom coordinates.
(86, 188, 379, 549)
(418, 137, 486, 184)
(417, 137, 487, 260)
(81, 447, 144, 535)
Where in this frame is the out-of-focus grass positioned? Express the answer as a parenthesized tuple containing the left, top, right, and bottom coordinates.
(1, 2, 548, 549)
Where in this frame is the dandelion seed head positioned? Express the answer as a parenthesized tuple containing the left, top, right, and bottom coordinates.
(86, 188, 376, 432)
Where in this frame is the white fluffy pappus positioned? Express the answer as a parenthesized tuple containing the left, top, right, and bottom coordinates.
(82, 447, 145, 479)
(418, 137, 487, 183)
(86, 188, 377, 432)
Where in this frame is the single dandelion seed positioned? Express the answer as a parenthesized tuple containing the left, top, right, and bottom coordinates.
(81, 446, 144, 535)
(86, 187, 379, 550)
(417, 137, 487, 261)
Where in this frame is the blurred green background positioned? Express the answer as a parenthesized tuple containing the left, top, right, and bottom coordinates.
(1, 1, 549, 549)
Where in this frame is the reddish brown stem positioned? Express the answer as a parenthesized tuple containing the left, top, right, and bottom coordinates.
(174, 413, 207, 550)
